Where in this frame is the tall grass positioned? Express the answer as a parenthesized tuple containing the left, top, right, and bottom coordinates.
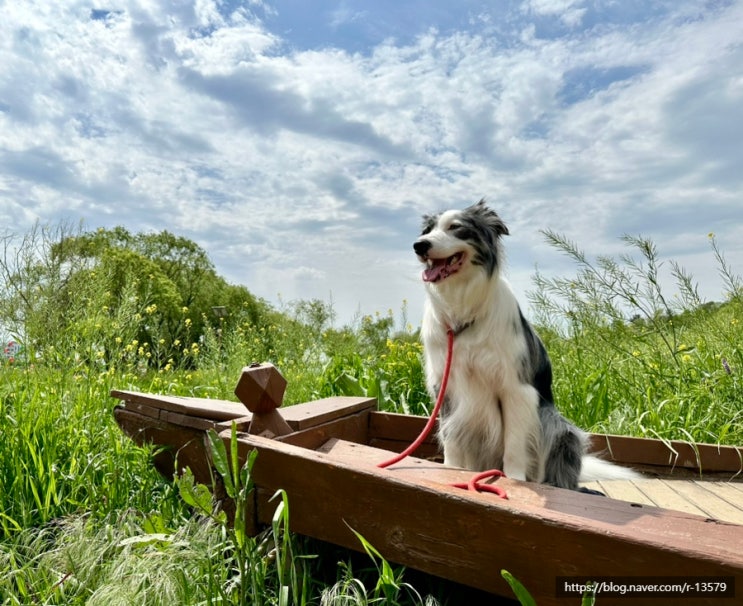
(530, 232, 743, 444)
(0, 297, 435, 604)
(0, 364, 176, 536)
(1, 226, 741, 604)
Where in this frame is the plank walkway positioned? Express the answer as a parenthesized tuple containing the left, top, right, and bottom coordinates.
(581, 478, 743, 525)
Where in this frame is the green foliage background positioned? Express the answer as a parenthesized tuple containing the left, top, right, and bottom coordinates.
(0, 222, 741, 604)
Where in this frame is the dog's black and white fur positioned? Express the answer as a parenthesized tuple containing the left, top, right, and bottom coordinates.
(414, 199, 638, 490)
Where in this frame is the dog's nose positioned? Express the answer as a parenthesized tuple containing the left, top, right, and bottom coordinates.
(413, 239, 432, 257)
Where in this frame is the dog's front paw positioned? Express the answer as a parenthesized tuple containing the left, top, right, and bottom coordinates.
(578, 486, 606, 496)
(503, 467, 526, 482)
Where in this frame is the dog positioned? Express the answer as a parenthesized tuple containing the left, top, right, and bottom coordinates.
(414, 199, 638, 491)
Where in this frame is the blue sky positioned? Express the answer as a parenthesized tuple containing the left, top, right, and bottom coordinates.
(1, 0, 742, 328)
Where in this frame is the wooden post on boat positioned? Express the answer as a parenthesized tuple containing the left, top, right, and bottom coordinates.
(234, 362, 293, 438)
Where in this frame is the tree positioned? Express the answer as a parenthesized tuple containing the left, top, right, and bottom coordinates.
(0, 223, 269, 368)
(0, 221, 87, 355)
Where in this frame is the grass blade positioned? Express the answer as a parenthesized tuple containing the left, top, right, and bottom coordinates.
(206, 428, 235, 498)
(501, 569, 537, 606)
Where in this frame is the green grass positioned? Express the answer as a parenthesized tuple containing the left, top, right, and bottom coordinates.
(1, 230, 742, 604)
(531, 232, 743, 445)
(0, 314, 440, 605)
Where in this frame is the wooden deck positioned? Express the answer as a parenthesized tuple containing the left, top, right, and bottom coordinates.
(581, 479, 743, 525)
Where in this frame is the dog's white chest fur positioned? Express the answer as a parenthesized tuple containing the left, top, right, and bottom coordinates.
(421, 278, 542, 480)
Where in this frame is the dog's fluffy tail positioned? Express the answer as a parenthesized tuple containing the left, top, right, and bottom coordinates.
(579, 455, 641, 482)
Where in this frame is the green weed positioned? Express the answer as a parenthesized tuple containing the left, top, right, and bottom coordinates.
(530, 231, 743, 444)
(1, 221, 741, 604)
(320, 527, 435, 606)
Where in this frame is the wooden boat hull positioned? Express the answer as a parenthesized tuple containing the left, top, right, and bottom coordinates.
(112, 389, 743, 605)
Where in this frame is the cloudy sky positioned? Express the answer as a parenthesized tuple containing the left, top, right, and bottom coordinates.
(1, 1, 742, 328)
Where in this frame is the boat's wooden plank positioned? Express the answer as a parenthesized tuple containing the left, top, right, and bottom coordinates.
(695, 481, 743, 505)
(367, 411, 445, 459)
(111, 390, 248, 420)
(317, 439, 714, 527)
(693, 481, 743, 525)
(230, 434, 743, 606)
(254, 436, 743, 554)
(215, 415, 253, 432)
(371, 414, 743, 477)
(117, 399, 164, 421)
(724, 481, 743, 495)
(588, 433, 743, 475)
(276, 411, 371, 451)
(369, 411, 439, 445)
(580, 478, 743, 525)
(591, 480, 656, 506)
(112, 390, 376, 431)
(660, 480, 743, 523)
(629, 479, 710, 518)
(113, 407, 213, 480)
(366, 438, 441, 460)
(280, 397, 376, 430)
(160, 409, 224, 431)
(215, 398, 376, 434)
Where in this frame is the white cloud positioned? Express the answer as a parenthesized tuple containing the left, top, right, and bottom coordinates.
(329, 3, 369, 29)
(1, 1, 742, 326)
(521, 0, 587, 27)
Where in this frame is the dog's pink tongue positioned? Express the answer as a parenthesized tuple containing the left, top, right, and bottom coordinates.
(423, 258, 447, 282)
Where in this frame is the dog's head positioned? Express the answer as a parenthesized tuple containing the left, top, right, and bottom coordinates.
(413, 199, 509, 285)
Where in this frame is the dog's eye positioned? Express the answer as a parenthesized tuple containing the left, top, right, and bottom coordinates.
(448, 222, 461, 231)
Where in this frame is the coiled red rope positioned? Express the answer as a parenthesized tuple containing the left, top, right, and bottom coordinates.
(377, 328, 507, 499)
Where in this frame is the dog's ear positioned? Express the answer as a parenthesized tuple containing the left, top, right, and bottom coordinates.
(490, 214, 509, 237)
(420, 213, 437, 235)
(470, 198, 509, 237)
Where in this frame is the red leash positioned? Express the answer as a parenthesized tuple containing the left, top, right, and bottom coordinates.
(377, 329, 508, 499)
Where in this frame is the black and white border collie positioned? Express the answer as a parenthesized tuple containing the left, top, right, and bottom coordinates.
(414, 199, 638, 490)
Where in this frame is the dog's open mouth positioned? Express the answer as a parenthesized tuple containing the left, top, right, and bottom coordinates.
(422, 252, 465, 283)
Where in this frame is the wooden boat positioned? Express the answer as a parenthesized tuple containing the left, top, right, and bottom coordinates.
(112, 364, 743, 605)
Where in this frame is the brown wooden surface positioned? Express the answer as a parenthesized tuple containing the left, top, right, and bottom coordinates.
(368, 411, 441, 459)
(581, 479, 743, 525)
(278, 396, 376, 430)
(111, 390, 248, 420)
(112, 392, 376, 482)
(588, 433, 743, 477)
(663, 480, 743, 524)
(368, 411, 743, 477)
(112, 390, 375, 431)
(111, 394, 743, 477)
(230, 433, 743, 606)
(276, 412, 371, 451)
(113, 406, 213, 480)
